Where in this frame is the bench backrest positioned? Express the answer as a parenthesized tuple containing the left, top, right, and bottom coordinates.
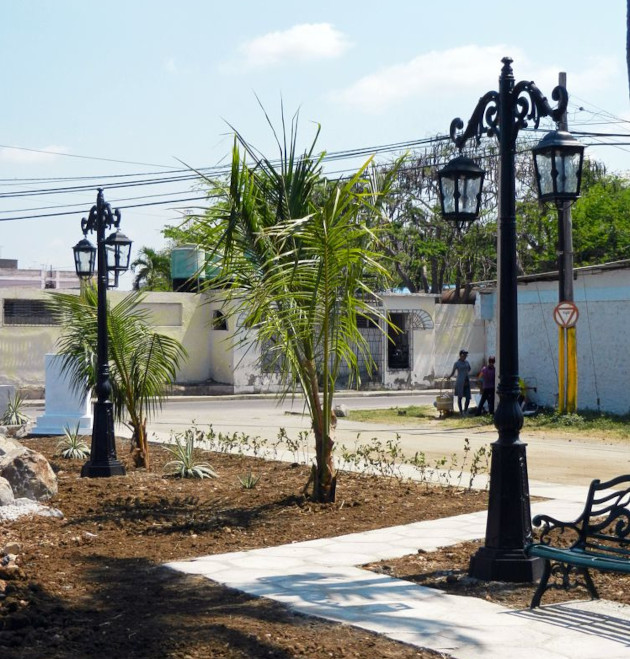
(577, 475, 630, 559)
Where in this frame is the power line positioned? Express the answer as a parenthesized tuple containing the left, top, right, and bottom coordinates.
(0, 124, 628, 224)
(0, 144, 176, 169)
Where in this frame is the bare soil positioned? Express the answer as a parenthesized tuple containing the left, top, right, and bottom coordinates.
(2, 436, 628, 658)
(1, 437, 487, 659)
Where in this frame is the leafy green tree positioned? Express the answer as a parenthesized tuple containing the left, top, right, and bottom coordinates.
(49, 285, 187, 469)
(571, 172, 630, 265)
(186, 117, 399, 503)
(131, 246, 173, 291)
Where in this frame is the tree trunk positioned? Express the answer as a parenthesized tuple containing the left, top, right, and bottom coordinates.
(303, 359, 336, 503)
(130, 417, 150, 469)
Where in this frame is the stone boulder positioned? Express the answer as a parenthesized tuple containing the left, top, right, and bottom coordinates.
(0, 477, 14, 506)
(0, 447, 57, 501)
(333, 403, 349, 418)
(0, 435, 25, 458)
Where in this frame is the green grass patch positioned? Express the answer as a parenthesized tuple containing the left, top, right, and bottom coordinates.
(524, 408, 630, 440)
(348, 406, 630, 441)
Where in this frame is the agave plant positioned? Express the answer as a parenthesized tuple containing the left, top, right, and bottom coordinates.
(0, 391, 30, 426)
(164, 427, 218, 479)
(238, 470, 260, 489)
(56, 423, 91, 460)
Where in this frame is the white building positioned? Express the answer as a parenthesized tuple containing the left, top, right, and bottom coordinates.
(0, 260, 628, 415)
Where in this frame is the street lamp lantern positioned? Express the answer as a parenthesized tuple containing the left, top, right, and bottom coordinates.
(437, 155, 485, 229)
(532, 129, 585, 205)
(438, 57, 584, 584)
(73, 237, 97, 279)
(104, 229, 133, 287)
(73, 188, 132, 478)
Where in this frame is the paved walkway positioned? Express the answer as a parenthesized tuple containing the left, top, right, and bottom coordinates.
(166, 480, 630, 658)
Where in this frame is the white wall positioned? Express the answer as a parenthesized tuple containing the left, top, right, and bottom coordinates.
(0, 288, 216, 387)
(483, 266, 630, 415)
(381, 293, 485, 389)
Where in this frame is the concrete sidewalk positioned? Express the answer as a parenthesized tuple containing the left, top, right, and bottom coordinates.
(166, 482, 630, 658)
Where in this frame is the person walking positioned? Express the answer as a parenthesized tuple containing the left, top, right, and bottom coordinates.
(449, 349, 471, 415)
(476, 356, 496, 415)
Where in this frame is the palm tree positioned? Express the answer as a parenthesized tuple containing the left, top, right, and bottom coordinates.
(49, 285, 187, 469)
(192, 115, 400, 502)
(131, 246, 172, 291)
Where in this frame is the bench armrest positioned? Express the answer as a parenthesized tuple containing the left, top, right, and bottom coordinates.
(532, 513, 581, 545)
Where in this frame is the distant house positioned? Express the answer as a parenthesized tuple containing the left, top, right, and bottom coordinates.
(0, 259, 79, 290)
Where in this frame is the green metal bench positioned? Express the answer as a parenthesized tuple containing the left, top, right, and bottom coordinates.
(525, 474, 630, 608)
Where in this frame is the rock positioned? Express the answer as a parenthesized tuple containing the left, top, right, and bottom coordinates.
(0, 424, 30, 439)
(2, 542, 21, 555)
(334, 403, 349, 418)
(0, 476, 15, 506)
(0, 448, 57, 501)
(0, 498, 64, 522)
(0, 436, 26, 458)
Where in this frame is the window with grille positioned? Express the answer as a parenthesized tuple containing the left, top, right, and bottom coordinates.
(3, 299, 59, 326)
(356, 313, 380, 329)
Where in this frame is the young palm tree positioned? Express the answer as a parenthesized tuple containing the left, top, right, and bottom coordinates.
(192, 114, 400, 502)
(131, 246, 172, 291)
(49, 285, 187, 469)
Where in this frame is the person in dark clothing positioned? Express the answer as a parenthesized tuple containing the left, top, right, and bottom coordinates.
(449, 349, 471, 415)
(476, 356, 496, 415)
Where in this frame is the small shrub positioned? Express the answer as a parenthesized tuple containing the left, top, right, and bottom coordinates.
(164, 426, 218, 479)
(238, 470, 260, 489)
(1, 391, 29, 426)
(56, 424, 90, 459)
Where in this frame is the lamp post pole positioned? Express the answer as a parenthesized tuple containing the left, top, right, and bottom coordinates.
(447, 58, 569, 581)
(74, 189, 129, 478)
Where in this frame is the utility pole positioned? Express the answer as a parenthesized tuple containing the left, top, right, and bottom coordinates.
(556, 72, 578, 413)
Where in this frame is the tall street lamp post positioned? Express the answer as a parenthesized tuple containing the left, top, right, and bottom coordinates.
(437, 57, 584, 581)
(73, 189, 132, 478)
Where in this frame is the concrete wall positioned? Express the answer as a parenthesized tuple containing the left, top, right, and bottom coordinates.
(0, 288, 217, 388)
(482, 266, 630, 415)
(381, 293, 485, 389)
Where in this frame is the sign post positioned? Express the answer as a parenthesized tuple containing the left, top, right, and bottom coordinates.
(553, 301, 579, 413)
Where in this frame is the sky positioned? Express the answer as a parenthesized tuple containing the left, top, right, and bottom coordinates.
(0, 1, 628, 288)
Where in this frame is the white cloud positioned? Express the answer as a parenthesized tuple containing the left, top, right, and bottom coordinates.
(331, 45, 530, 114)
(0, 145, 69, 164)
(229, 23, 351, 71)
(566, 56, 620, 94)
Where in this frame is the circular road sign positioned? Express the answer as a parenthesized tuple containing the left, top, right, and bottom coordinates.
(553, 301, 579, 328)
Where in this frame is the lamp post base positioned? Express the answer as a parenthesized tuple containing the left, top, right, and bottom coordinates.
(469, 547, 543, 582)
(81, 400, 126, 478)
(469, 439, 542, 582)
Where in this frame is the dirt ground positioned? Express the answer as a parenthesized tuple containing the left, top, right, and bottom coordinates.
(1, 436, 628, 658)
(1, 437, 487, 659)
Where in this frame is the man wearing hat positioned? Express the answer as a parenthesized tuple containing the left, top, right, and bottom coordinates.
(448, 349, 471, 415)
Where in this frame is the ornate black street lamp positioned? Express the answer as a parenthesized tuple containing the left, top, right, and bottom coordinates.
(438, 58, 584, 582)
(73, 189, 132, 478)
(437, 155, 485, 231)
